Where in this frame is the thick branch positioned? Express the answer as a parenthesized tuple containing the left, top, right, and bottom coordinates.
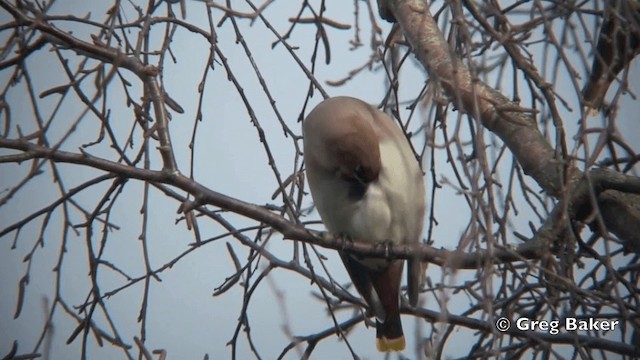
(390, 0, 563, 193)
(387, 0, 640, 251)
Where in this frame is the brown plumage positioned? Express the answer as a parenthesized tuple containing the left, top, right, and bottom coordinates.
(303, 97, 425, 352)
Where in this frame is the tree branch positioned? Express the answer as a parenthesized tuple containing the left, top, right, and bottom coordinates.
(4, 138, 639, 269)
(386, 0, 640, 251)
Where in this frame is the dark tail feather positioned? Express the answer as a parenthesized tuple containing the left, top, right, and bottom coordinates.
(375, 316, 405, 352)
(371, 260, 405, 352)
(407, 258, 422, 307)
(339, 254, 407, 352)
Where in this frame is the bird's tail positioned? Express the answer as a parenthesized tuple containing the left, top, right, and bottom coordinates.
(370, 259, 406, 352)
(375, 316, 405, 352)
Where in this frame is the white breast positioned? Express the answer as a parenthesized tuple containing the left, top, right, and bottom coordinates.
(312, 138, 424, 245)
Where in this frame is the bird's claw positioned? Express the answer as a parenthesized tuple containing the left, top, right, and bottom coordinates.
(338, 233, 354, 251)
(375, 240, 393, 260)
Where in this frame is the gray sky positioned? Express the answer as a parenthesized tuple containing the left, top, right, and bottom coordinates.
(1, 0, 638, 359)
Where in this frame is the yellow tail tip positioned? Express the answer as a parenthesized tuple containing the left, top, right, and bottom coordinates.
(376, 336, 405, 352)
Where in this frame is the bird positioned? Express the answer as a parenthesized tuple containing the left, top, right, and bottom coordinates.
(582, 0, 640, 111)
(302, 96, 425, 352)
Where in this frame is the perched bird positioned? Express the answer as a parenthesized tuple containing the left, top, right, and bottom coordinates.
(582, 0, 640, 111)
(303, 96, 425, 352)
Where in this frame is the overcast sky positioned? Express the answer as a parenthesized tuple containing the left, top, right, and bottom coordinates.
(1, 0, 638, 359)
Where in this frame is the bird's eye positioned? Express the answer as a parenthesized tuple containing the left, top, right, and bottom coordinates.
(353, 165, 368, 184)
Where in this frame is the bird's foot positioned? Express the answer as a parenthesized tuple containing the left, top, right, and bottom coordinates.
(374, 240, 394, 260)
(337, 233, 354, 251)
